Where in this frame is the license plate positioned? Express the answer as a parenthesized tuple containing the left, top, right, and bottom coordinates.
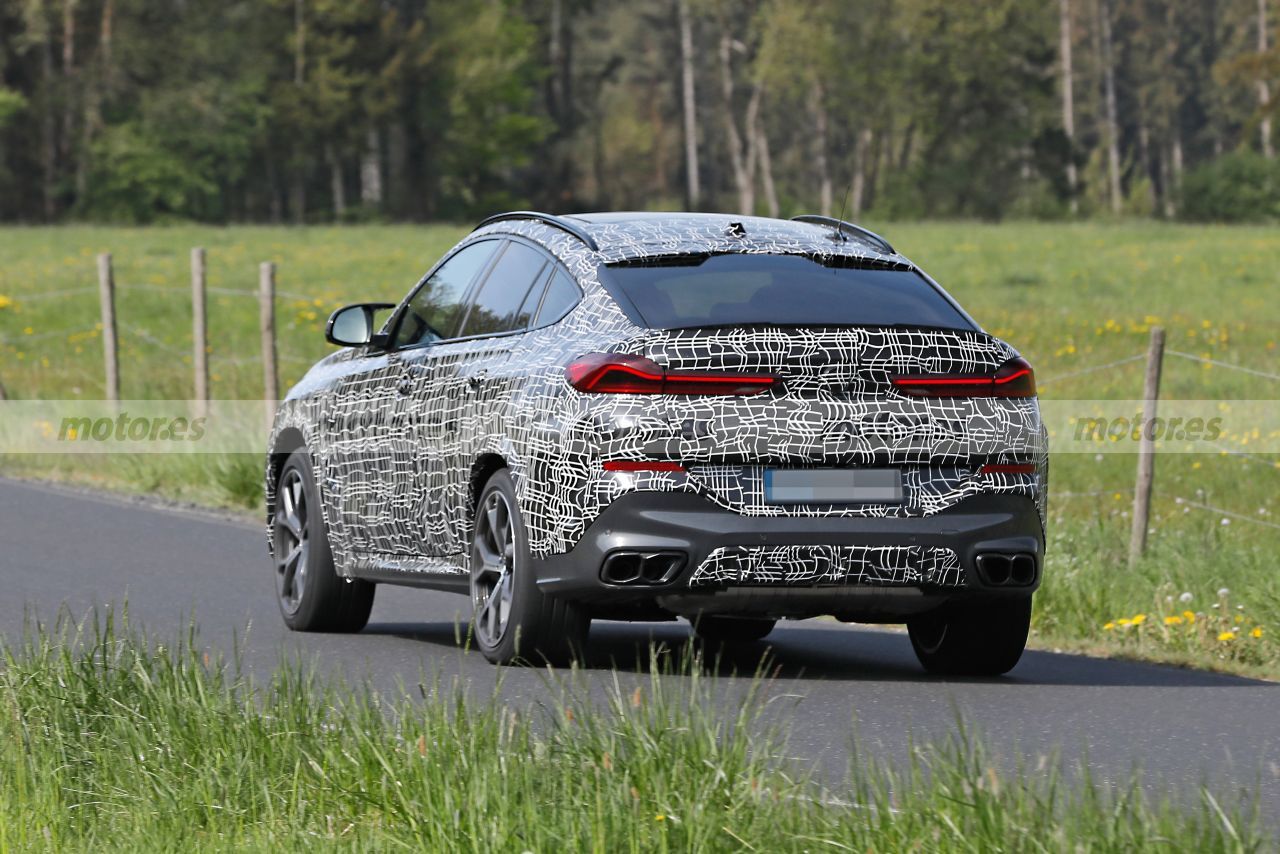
(764, 468, 903, 504)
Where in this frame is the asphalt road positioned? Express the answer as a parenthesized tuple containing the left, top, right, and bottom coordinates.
(2, 476, 1277, 817)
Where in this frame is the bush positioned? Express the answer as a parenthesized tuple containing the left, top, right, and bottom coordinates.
(1179, 151, 1280, 223)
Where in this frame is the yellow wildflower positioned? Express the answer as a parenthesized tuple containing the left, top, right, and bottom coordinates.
(655, 815, 666, 822)
(1217, 631, 1236, 642)
(1235, 615, 1245, 624)
(1163, 616, 1183, 626)
(1118, 618, 1132, 627)
(1182, 611, 1196, 623)
(0, 295, 11, 309)
(1103, 622, 1116, 631)
(1131, 614, 1146, 626)
(1250, 627, 1263, 639)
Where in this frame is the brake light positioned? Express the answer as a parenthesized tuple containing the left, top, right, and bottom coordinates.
(566, 353, 776, 396)
(979, 463, 1036, 475)
(892, 357, 1036, 398)
(602, 460, 686, 472)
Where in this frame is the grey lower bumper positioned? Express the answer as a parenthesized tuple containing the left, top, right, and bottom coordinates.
(532, 491, 1044, 618)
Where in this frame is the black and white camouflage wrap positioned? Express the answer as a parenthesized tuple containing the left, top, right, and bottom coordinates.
(266, 214, 1047, 589)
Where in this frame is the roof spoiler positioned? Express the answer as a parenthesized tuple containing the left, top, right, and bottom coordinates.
(473, 211, 599, 251)
(790, 215, 895, 255)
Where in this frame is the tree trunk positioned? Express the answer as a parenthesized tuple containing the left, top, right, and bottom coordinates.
(326, 144, 345, 219)
(1097, 0, 1122, 214)
(754, 100, 778, 217)
(809, 82, 832, 216)
(60, 0, 76, 166)
(294, 0, 306, 85)
(39, 7, 56, 220)
(290, 171, 306, 224)
(1059, 0, 1078, 213)
(678, 0, 700, 210)
(360, 128, 383, 208)
(851, 128, 872, 218)
(1260, 0, 1274, 158)
(718, 32, 757, 215)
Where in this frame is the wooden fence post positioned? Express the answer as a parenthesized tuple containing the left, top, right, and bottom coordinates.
(259, 261, 279, 429)
(1129, 325, 1166, 568)
(97, 253, 120, 404)
(191, 248, 209, 418)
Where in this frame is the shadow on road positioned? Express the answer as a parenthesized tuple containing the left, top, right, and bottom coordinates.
(363, 620, 1272, 689)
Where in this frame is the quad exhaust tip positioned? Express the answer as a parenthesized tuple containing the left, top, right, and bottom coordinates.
(974, 552, 1037, 588)
(601, 551, 686, 586)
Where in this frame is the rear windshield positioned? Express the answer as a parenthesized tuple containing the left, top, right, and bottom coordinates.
(604, 253, 974, 331)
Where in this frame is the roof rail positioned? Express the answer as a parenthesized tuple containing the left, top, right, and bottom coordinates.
(790, 215, 895, 255)
(473, 211, 600, 251)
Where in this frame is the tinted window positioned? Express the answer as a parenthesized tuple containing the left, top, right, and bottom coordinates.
(535, 270, 581, 326)
(512, 267, 551, 329)
(605, 254, 974, 331)
(458, 242, 547, 337)
(392, 241, 497, 348)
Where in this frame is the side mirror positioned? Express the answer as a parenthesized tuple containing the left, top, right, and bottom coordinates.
(325, 303, 396, 347)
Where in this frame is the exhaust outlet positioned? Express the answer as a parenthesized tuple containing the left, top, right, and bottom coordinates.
(1009, 553, 1036, 586)
(975, 552, 1037, 588)
(601, 551, 686, 586)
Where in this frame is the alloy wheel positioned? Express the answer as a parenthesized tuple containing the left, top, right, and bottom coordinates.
(274, 467, 310, 615)
(471, 489, 516, 648)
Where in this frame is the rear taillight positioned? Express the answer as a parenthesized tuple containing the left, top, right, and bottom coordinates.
(979, 463, 1037, 475)
(566, 353, 776, 396)
(891, 357, 1036, 398)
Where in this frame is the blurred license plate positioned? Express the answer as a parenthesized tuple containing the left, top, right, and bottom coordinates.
(764, 468, 903, 504)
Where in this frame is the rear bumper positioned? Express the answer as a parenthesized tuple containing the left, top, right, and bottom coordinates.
(532, 491, 1044, 620)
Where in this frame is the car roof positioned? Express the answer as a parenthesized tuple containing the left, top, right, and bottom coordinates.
(475, 211, 907, 267)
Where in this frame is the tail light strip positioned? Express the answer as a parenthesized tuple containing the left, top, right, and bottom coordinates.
(891, 357, 1036, 398)
(566, 353, 776, 396)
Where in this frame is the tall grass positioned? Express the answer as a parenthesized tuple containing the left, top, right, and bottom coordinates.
(0, 614, 1269, 851)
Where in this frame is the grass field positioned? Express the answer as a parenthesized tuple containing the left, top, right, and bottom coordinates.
(0, 615, 1269, 851)
(1, 222, 1278, 676)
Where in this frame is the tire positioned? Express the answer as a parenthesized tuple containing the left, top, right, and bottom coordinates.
(907, 597, 1032, 676)
(692, 615, 777, 644)
(273, 449, 375, 632)
(470, 469, 589, 666)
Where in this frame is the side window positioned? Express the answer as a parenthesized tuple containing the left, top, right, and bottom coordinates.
(391, 241, 497, 349)
(512, 267, 551, 329)
(535, 270, 581, 327)
(457, 242, 547, 338)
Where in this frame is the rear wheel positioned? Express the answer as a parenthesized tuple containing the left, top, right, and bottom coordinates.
(470, 469, 589, 666)
(907, 597, 1032, 676)
(692, 615, 777, 644)
(273, 449, 375, 632)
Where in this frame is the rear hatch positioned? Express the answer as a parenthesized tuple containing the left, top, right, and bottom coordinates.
(589, 253, 1042, 514)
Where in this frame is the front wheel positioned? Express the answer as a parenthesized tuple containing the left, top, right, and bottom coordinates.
(470, 469, 589, 666)
(273, 449, 375, 632)
(907, 597, 1032, 676)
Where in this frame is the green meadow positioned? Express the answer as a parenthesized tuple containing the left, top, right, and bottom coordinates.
(1, 222, 1278, 676)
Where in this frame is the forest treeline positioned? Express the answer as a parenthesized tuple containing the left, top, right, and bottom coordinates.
(0, 0, 1278, 224)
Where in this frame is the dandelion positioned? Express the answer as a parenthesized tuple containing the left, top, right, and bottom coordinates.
(655, 815, 666, 822)
(1250, 627, 1263, 639)
(1217, 631, 1236, 642)
(1163, 616, 1183, 626)
(1118, 618, 1132, 627)
(1183, 610, 1196, 623)
(1131, 614, 1147, 626)
(0, 295, 11, 309)
(1178, 592, 1193, 604)
(1103, 622, 1116, 631)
